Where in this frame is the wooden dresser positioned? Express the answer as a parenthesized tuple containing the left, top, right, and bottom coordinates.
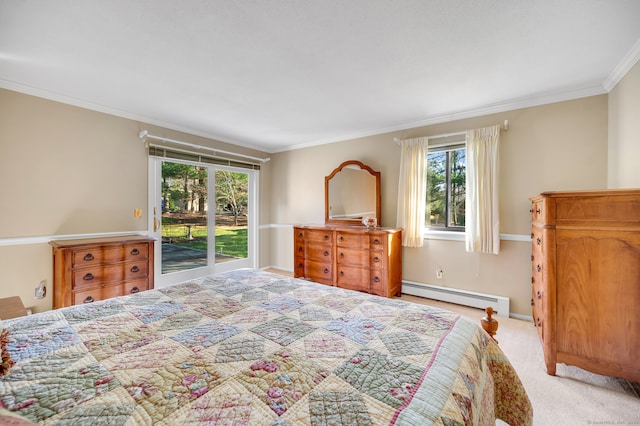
(530, 189, 640, 382)
(293, 225, 402, 297)
(50, 236, 155, 308)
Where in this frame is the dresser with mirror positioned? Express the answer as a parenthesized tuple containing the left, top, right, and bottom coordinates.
(294, 160, 402, 297)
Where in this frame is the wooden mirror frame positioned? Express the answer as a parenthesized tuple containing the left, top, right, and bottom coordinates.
(325, 160, 381, 225)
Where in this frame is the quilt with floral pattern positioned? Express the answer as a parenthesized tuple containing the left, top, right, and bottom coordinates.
(0, 269, 532, 425)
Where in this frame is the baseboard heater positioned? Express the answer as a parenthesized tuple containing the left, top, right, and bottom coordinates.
(401, 280, 510, 318)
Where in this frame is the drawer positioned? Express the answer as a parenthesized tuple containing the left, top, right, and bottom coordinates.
(369, 270, 387, 295)
(306, 245, 333, 263)
(337, 267, 370, 292)
(73, 279, 149, 305)
(369, 233, 387, 251)
(294, 256, 305, 278)
(336, 232, 368, 249)
(337, 247, 369, 267)
(72, 260, 149, 289)
(370, 251, 385, 268)
(305, 260, 333, 285)
(530, 200, 545, 224)
(303, 230, 333, 244)
(72, 243, 149, 267)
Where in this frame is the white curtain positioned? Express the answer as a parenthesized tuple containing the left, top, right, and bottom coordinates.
(396, 137, 428, 247)
(465, 125, 500, 254)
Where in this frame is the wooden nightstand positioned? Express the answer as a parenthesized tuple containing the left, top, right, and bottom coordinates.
(0, 296, 29, 320)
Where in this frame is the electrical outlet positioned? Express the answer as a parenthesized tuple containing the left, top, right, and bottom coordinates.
(35, 280, 46, 299)
(436, 266, 443, 279)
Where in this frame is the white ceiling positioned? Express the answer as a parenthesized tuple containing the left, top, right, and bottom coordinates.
(2, 1, 640, 153)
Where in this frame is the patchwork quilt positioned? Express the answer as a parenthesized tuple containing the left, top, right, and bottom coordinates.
(0, 269, 532, 425)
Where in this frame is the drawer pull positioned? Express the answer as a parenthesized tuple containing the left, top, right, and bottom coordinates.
(298, 263, 303, 269)
(324, 268, 330, 274)
(537, 264, 541, 273)
(536, 237, 541, 245)
(130, 286, 140, 294)
(83, 296, 94, 304)
(83, 273, 94, 281)
(531, 276, 535, 284)
(372, 276, 380, 283)
(298, 232, 303, 238)
(131, 266, 140, 273)
(83, 253, 95, 261)
(536, 317, 541, 327)
(297, 247, 303, 253)
(531, 298, 534, 306)
(531, 233, 534, 239)
(131, 248, 140, 255)
(325, 235, 330, 240)
(530, 207, 541, 214)
(537, 291, 542, 300)
(373, 256, 380, 263)
(323, 250, 329, 257)
(339, 271, 344, 276)
(372, 238, 380, 244)
(339, 252, 344, 258)
(338, 236, 343, 241)
(531, 255, 534, 261)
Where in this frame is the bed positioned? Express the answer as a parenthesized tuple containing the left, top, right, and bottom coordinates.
(1, 269, 532, 425)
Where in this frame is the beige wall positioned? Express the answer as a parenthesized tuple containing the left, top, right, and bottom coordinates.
(0, 88, 267, 313)
(608, 59, 640, 188)
(0, 86, 614, 318)
(265, 95, 609, 317)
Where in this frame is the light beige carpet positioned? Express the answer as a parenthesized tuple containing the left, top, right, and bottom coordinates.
(400, 294, 640, 426)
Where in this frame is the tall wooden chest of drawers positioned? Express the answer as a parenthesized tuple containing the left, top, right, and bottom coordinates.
(530, 189, 640, 382)
(50, 236, 155, 308)
(293, 225, 402, 298)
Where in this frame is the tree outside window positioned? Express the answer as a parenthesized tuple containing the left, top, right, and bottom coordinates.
(426, 147, 466, 230)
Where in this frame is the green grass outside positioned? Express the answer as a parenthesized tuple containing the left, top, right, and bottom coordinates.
(162, 224, 248, 258)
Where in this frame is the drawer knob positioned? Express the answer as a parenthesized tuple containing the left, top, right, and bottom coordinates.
(83, 253, 94, 261)
(531, 298, 534, 306)
(297, 247, 303, 252)
(339, 271, 344, 276)
(373, 256, 380, 263)
(324, 268, 330, 274)
(536, 237, 541, 245)
(130, 286, 140, 294)
(372, 238, 380, 244)
(339, 236, 344, 241)
(537, 264, 541, 272)
(536, 317, 541, 327)
(131, 248, 140, 255)
(298, 232, 303, 238)
(531, 276, 534, 284)
(131, 266, 140, 273)
(324, 250, 330, 257)
(83, 273, 94, 281)
(83, 296, 94, 304)
(325, 235, 330, 240)
(531, 254, 534, 261)
(537, 291, 542, 300)
(372, 276, 380, 283)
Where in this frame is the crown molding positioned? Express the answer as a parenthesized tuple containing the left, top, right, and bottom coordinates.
(603, 37, 640, 92)
(0, 78, 268, 154)
(276, 83, 607, 153)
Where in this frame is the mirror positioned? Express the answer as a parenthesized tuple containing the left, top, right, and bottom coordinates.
(325, 160, 381, 225)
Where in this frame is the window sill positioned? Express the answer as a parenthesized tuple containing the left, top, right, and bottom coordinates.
(423, 229, 465, 241)
(423, 230, 530, 242)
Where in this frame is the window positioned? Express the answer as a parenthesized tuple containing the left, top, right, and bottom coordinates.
(426, 142, 466, 230)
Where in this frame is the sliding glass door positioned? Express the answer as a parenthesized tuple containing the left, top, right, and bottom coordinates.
(149, 157, 258, 288)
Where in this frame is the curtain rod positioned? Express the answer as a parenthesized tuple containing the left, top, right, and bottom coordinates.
(138, 130, 271, 163)
(393, 120, 509, 144)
